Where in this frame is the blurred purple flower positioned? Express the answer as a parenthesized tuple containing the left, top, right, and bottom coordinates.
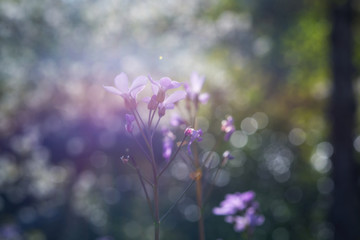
(184, 127, 203, 155)
(104, 72, 147, 109)
(158, 91, 186, 117)
(246, 206, 265, 228)
(149, 75, 182, 103)
(125, 114, 135, 133)
(185, 72, 209, 106)
(213, 192, 247, 215)
(213, 191, 264, 233)
(162, 128, 176, 161)
(221, 116, 235, 141)
(170, 113, 187, 127)
(222, 150, 234, 166)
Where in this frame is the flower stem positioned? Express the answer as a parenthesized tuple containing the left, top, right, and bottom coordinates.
(160, 179, 196, 223)
(154, 178, 160, 240)
(131, 157, 154, 219)
(193, 145, 206, 240)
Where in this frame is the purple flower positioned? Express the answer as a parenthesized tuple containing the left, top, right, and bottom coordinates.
(221, 116, 235, 141)
(125, 114, 135, 133)
(221, 150, 234, 166)
(149, 75, 182, 103)
(170, 113, 187, 127)
(158, 91, 186, 117)
(104, 72, 147, 109)
(246, 207, 265, 228)
(213, 192, 247, 215)
(185, 72, 209, 106)
(162, 128, 176, 161)
(184, 127, 203, 155)
(213, 191, 264, 233)
(234, 216, 248, 232)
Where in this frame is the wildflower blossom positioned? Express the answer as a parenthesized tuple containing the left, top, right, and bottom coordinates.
(162, 128, 176, 161)
(103, 72, 147, 109)
(221, 116, 235, 141)
(149, 76, 182, 103)
(158, 91, 186, 117)
(213, 191, 264, 233)
(221, 150, 234, 166)
(185, 72, 209, 106)
(184, 127, 203, 155)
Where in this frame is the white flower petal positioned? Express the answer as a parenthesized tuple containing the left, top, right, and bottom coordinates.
(130, 75, 148, 98)
(199, 93, 209, 104)
(114, 72, 129, 93)
(103, 85, 123, 96)
(191, 72, 205, 93)
(163, 90, 186, 106)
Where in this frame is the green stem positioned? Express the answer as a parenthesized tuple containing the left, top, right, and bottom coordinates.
(160, 179, 196, 223)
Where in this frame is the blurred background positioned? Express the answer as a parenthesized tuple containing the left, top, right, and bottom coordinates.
(0, 0, 360, 239)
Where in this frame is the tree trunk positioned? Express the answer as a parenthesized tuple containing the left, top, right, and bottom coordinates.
(329, 0, 360, 239)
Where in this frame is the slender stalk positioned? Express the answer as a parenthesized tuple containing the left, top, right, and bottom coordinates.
(158, 136, 187, 178)
(154, 177, 160, 240)
(131, 157, 154, 219)
(204, 166, 221, 203)
(148, 109, 152, 128)
(146, 126, 160, 240)
(134, 108, 147, 132)
(131, 133, 154, 165)
(160, 179, 196, 223)
(125, 162, 154, 187)
(149, 106, 158, 127)
(193, 144, 205, 240)
(179, 151, 196, 171)
(131, 109, 152, 151)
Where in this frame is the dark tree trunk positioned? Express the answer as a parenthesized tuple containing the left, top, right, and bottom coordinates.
(329, 0, 360, 239)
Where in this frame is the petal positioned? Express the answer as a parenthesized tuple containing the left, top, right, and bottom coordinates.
(152, 84, 159, 95)
(130, 75, 148, 98)
(114, 72, 129, 93)
(103, 85, 123, 96)
(190, 72, 205, 93)
(199, 93, 209, 104)
(148, 75, 160, 94)
(170, 80, 182, 89)
(164, 103, 175, 109)
(159, 77, 173, 89)
(159, 77, 182, 91)
(163, 90, 186, 105)
(143, 96, 151, 103)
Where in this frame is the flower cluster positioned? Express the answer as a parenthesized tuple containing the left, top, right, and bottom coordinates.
(104, 72, 186, 121)
(104, 72, 204, 161)
(213, 191, 264, 232)
(104, 71, 263, 240)
(184, 127, 203, 155)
